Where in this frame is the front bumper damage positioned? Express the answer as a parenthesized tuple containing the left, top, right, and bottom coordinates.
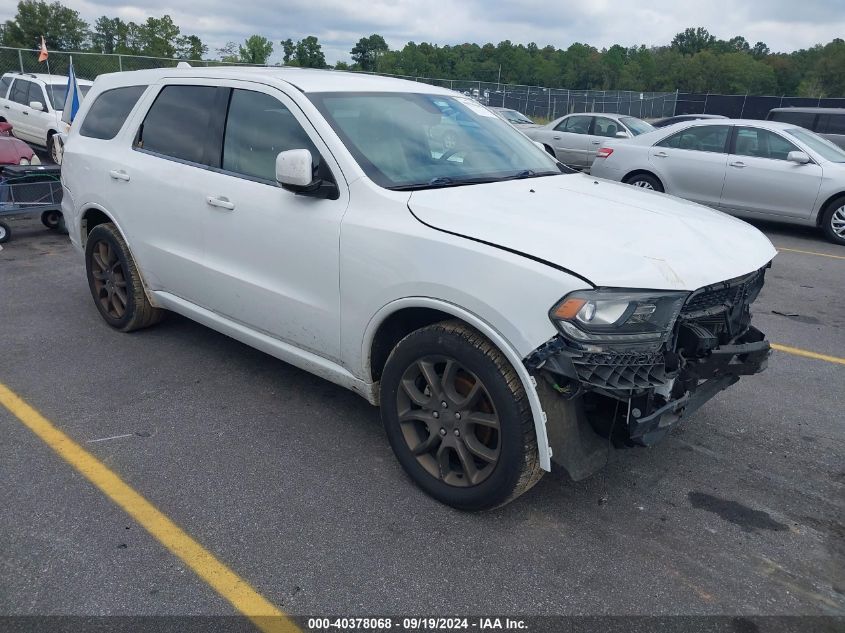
(525, 267, 771, 480)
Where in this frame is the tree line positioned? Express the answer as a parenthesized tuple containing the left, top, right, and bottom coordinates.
(1, 1, 843, 97)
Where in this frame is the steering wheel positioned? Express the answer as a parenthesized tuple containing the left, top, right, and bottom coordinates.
(437, 149, 461, 162)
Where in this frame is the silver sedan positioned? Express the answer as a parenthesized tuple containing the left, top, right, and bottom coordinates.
(524, 112, 654, 171)
(590, 119, 845, 245)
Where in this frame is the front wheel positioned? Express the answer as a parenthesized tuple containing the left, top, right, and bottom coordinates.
(821, 196, 845, 246)
(380, 321, 543, 510)
(48, 134, 61, 165)
(625, 173, 664, 192)
(85, 223, 163, 332)
(0, 221, 10, 243)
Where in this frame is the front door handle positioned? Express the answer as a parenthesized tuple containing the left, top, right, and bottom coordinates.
(654, 151, 668, 158)
(591, 140, 601, 145)
(109, 169, 130, 181)
(3, 105, 9, 109)
(21, 110, 28, 115)
(729, 161, 746, 168)
(553, 136, 561, 140)
(206, 195, 235, 211)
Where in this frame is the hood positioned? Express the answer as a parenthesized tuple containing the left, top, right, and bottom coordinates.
(0, 136, 34, 164)
(407, 174, 776, 290)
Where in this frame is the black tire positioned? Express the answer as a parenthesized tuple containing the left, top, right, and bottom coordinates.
(380, 320, 543, 510)
(85, 223, 163, 332)
(41, 209, 61, 230)
(48, 133, 61, 165)
(625, 172, 664, 193)
(0, 221, 9, 243)
(820, 195, 845, 246)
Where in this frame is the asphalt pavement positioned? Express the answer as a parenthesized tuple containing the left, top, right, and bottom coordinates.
(0, 213, 843, 621)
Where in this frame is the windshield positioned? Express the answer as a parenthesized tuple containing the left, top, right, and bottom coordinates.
(45, 83, 91, 110)
(786, 127, 845, 163)
(308, 92, 565, 190)
(500, 109, 533, 124)
(620, 117, 655, 136)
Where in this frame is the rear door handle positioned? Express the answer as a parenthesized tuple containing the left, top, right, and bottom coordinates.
(654, 151, 668, 158)
(591, 140, 601, 145)
(553, 136, 561, 140)
(729, 161, 746, 168)
(206, 195, 235, 211)
(21, 110, 28, 115)
(109, 169, 130, 181)
(3, 105, 9, 109)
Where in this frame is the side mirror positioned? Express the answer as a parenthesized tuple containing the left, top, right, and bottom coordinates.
(275, 149, 339, 200)
(615, 131, 629, 139)
(29, 100, 44, 111)
(787, 150, 810, 165)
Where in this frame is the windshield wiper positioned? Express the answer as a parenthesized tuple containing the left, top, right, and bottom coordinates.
(387, 170, 561, 192)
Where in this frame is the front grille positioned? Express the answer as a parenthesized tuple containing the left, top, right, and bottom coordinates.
(682, 269, 764, 316)
(573, 350, 668, 390)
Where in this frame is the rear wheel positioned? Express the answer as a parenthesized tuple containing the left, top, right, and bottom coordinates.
(380, 321, 543, 510)
(625, 173, 664, 192)
(821, 196, 845, 246)
(0, 221, 9, 243)
(48, 133, 61, 164)
(85, 223, 163, 331)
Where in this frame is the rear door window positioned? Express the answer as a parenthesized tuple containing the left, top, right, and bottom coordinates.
(657, 125, 730, 153)
(135, 84, 218, 164)
(221, 89, 319, 183)
(818, 114, 845, 135)
(80, 85, 147, 140)
(9, 79, 31, 105)
(558, 115, 591, 134)
(27, 82, 45, 108)
(770, 110, 817, 129)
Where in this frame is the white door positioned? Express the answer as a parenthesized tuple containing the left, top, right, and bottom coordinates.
(648, 124, 731, 207)
(108, 81, 219, 299)
(6, 79, 36, 143)
(720, 126, 822, 219)
(198, 85, 348, 360)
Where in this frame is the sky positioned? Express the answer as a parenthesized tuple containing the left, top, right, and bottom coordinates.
(2, 0, 844, 65)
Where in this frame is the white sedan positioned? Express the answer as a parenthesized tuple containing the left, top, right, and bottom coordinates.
(590, 119, 845, 245)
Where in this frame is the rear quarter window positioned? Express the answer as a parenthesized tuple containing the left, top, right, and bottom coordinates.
(818, 114, 845, 135)
(79, 85, 147, 140)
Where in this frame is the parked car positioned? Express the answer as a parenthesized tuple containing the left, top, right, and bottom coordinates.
(0, 135, 40, 165)
(767, 107, 845, 150)
(490, 107, 536, 127)
(652, 114, 727, 128)
(590, 119, 845, 245)
(62, 68, 775, 510)
(524, 112, 654, 170)
(0, 72, 93, 163)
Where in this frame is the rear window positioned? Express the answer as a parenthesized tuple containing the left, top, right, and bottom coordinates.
(80, 85, 147, 140)
(0, 76, 12, 98)
(769, 110, 817, 129)
(135, 85, 217, 164)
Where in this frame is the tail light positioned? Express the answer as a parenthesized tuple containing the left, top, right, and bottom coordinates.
(596, 148, 614, 159)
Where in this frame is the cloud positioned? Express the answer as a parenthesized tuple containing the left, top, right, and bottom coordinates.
(4, 0, 843, 64)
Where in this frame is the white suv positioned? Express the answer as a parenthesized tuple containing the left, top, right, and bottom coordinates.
(0, 72, 93, 162)
(61, 67, 776, 510)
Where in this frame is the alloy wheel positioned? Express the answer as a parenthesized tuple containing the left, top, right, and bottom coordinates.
(632, 180, 654, 190)
(90, 239, 128, 319)
(832, 205, 845, 239)
(396, 355, 501, 487)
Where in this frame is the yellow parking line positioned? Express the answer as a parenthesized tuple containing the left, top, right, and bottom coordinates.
(771, 343, 845, 366)
(0, 382, 299, 633)
(775, 247, 845, 261)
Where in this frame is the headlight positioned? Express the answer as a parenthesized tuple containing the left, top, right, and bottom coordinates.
(550, 289, 687, 344)
(18, 157, 29, 165)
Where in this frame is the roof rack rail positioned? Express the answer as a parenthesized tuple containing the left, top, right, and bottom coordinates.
(10, 71, 38, 79)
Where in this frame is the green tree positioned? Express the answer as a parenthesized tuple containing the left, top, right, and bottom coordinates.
(176, 35, 207, 60)
(136, 15, 180, 58)
(239, 35, 273, 65)
(281, 38, 295, 64)
(217, 41, 239, 63)
(1, 0, 89, 50)
(671, 27, 716, 56)
(333, 61, 351, 70)
(351, 34, 388, 71)
(294, 36, 326, 68)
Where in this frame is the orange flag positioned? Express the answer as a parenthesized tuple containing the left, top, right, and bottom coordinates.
(38, 36, 48, 62)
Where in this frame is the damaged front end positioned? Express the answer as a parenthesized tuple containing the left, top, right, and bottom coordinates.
(526, 266, 771, 480)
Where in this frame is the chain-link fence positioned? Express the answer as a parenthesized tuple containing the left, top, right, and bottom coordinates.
(4, 46, 844, 123)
